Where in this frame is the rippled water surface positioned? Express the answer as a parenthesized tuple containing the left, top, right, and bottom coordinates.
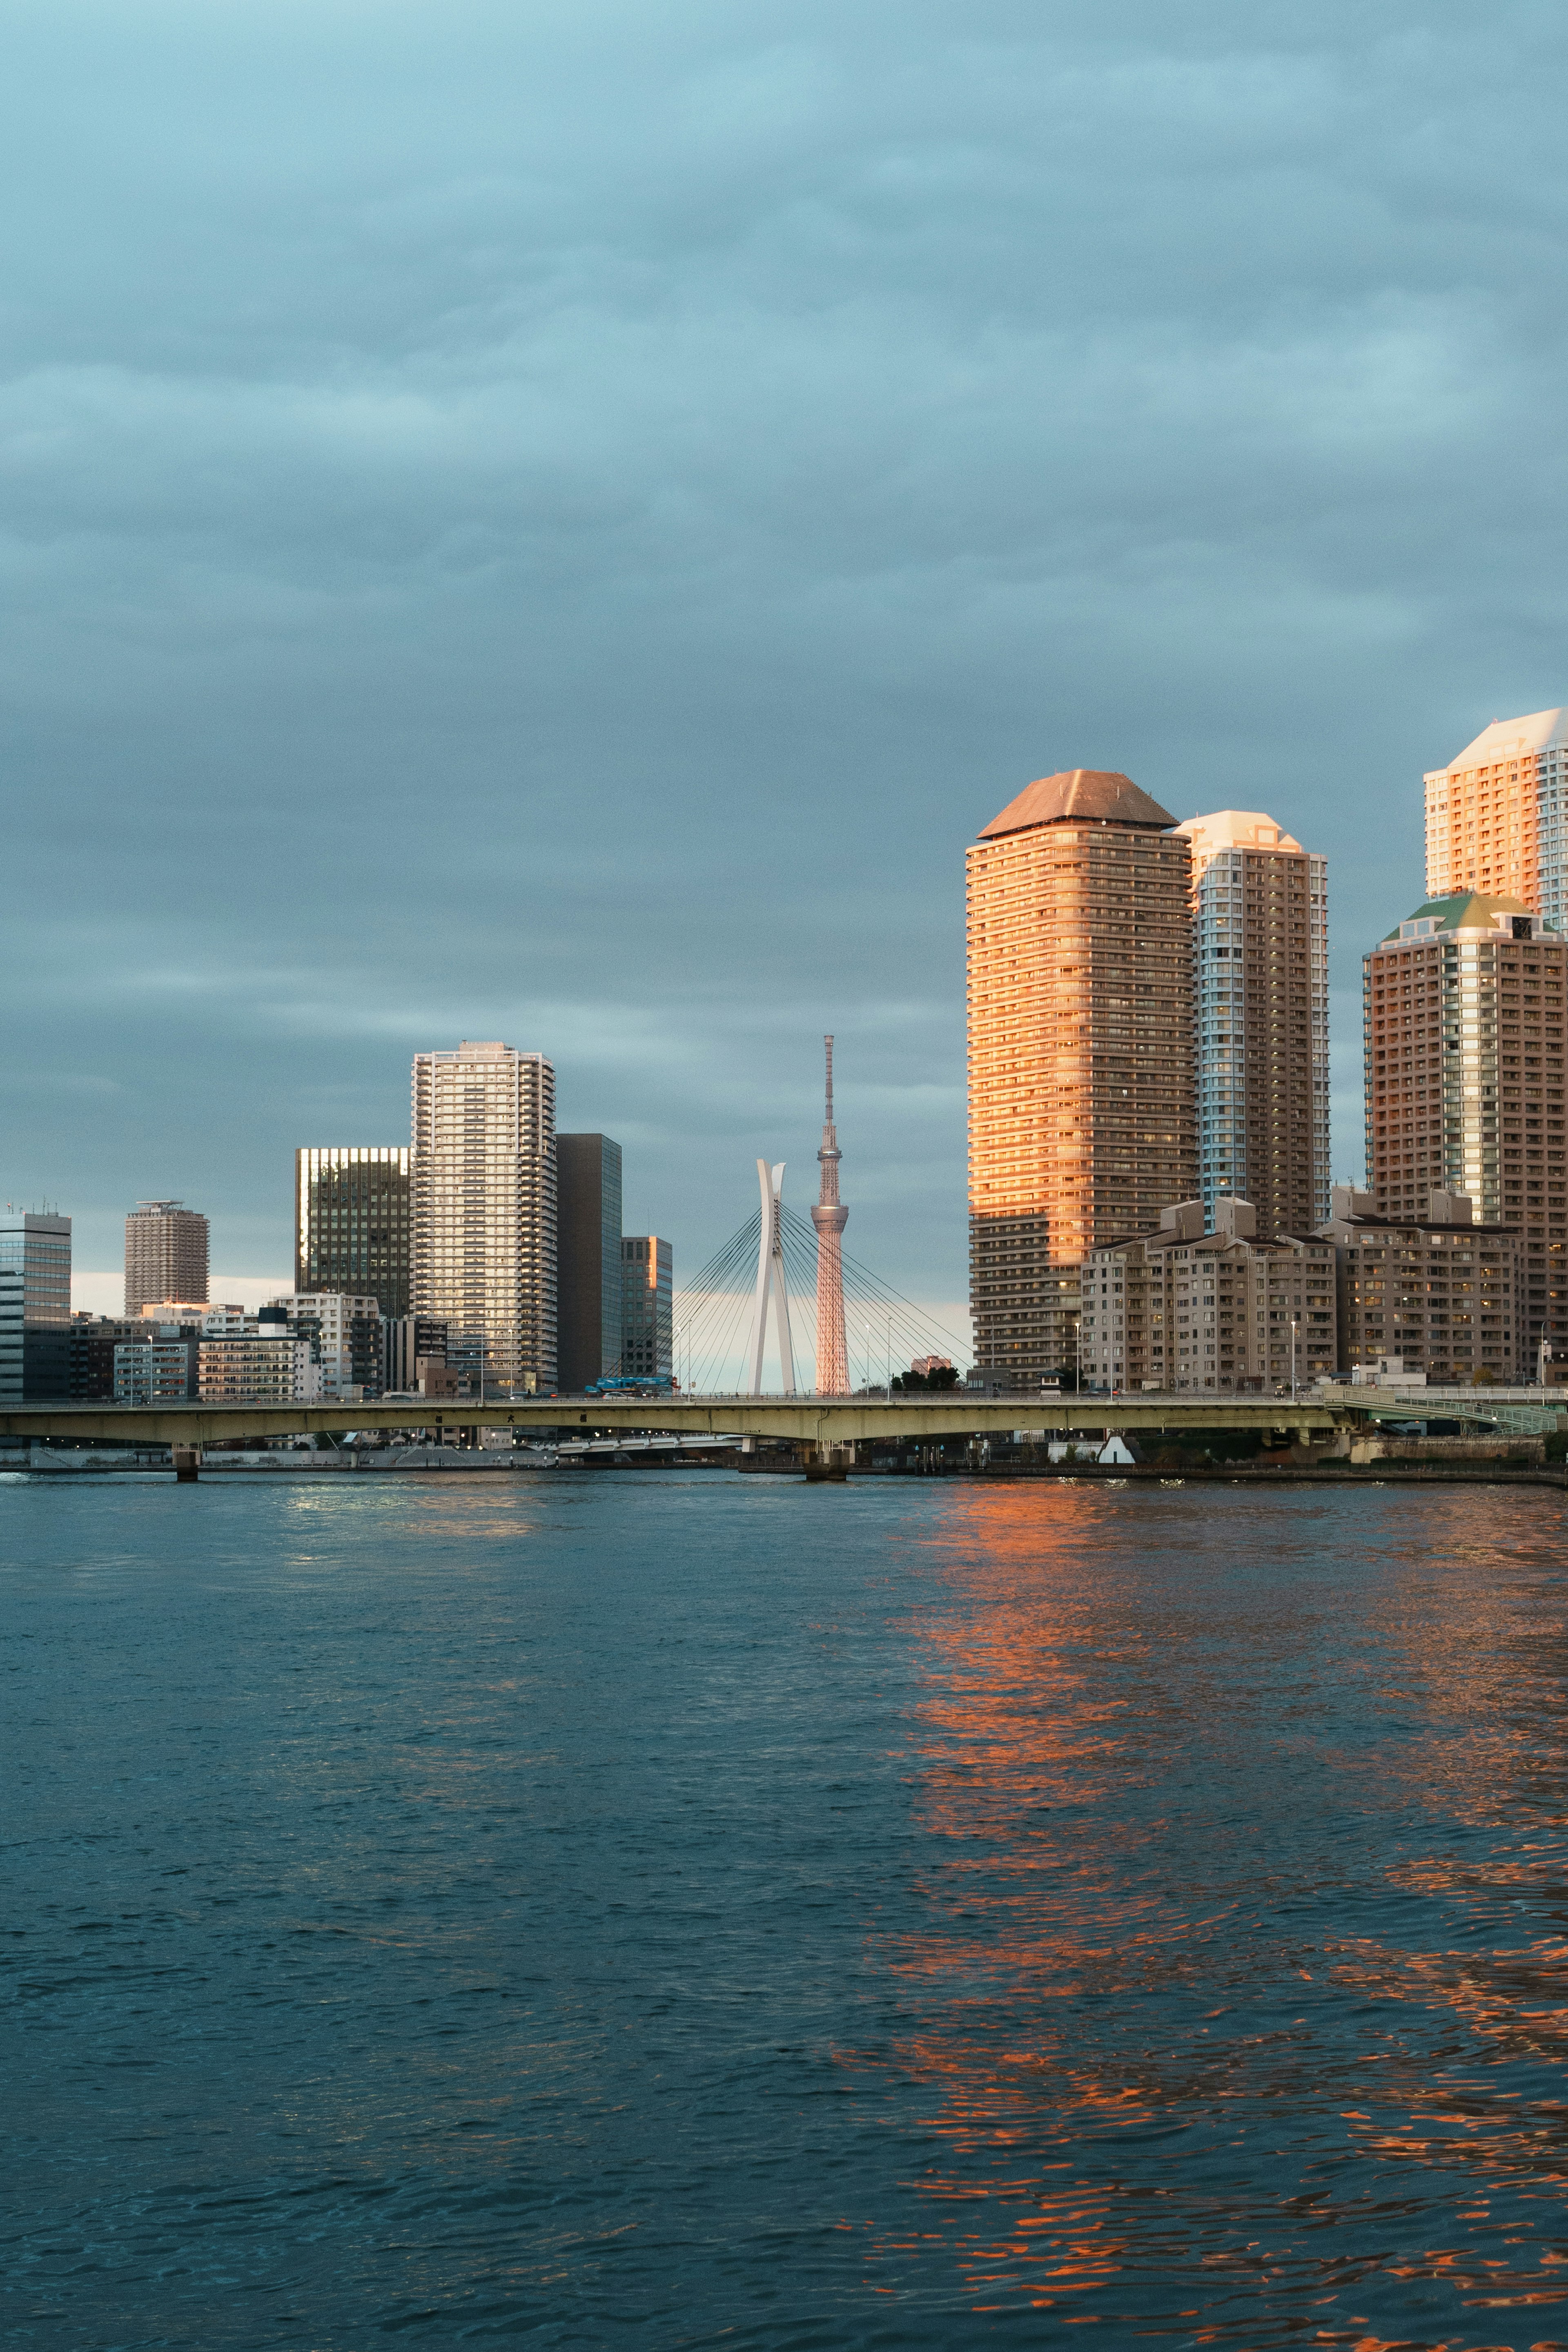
(4, 1471, 1568, 2348)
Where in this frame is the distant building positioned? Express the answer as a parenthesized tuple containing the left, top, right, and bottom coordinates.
(383, 1315, 450, 1395)
(125, 1201, 208, 1316)
(270, 1293, 383, 1399)
(114, 1338, 198, 1405)
(557, 1135, 623, 1392)
(967, 769, 1196, 1386)
(295, 1148, 411, 1318)
(910, 1356, 953, 1376)
(411, 1042, 557, 1393)
(1320, 1185, 1526, 1383)
(1173, 811, 1330, 1237)
(1425, 708, 1568, 930)
(621, 1237, 672, 1381)
(198, 1332, 316, 1405)
(0, 1211, 71, 1403)
(70, 1313, 144, 1402)
(1079, 1197, 1337, 1392)
(1365, 890, 1567, 1373)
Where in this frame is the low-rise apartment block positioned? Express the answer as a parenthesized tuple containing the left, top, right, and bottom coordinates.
(114, 1338, 199, 1405)
(198, 1334, 316, 1405)
(1318, 1185, 1525, 1381)
(268, 1293, 383, 1399)
(383, 1314, 451, 1394)
(1080, 1197, 1337, 1391)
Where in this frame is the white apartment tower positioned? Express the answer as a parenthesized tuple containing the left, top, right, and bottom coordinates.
(1173, 811, 1330, 1239)
(411, 1042, 557, 1393)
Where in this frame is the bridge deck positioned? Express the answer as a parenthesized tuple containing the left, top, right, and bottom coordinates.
(0, 1394, 1348, 1447)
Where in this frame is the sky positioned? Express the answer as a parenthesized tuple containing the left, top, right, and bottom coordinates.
(5, 0, 1568, 1327)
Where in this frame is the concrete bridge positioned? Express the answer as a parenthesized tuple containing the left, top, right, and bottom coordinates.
(0, 1391, 1352, 1455)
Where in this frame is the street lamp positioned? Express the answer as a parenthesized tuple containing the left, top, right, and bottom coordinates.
(1290, 1315, 1298, 1402)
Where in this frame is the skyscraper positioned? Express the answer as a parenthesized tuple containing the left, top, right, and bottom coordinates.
(295, 1147, 411, 1317)
(1424, 708, 1568, 930)
(0, 1211, 71, 1402)
(411, 1042, 557, 1393)
(124, 1199, 208, 1315)
(1363, 890, 1568, 1377)
(811, 1035, 849, 1395)
(1173, 810, 1330, 1238)
(967, 769, 1196, 1385)
(621, 1237, 673, 1382)
(556, 1134, 623, 1392)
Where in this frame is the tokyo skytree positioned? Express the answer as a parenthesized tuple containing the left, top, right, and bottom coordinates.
(811, 1035, 850, 1395)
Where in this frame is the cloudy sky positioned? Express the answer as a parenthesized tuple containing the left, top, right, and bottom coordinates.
(4, 0, 1566, 1318)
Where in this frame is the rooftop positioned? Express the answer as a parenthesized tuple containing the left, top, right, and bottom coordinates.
(1173, 809, 1305, 855)
(1377, 888, 1554, 945)
(1429, 707, 1568, 777)
(979, 769, 1176, 838)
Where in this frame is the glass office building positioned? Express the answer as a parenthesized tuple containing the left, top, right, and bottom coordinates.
(621, 1236, 672, 1381)
(295, 1147, 411, 1318)
(0, 1211, 71, 1402)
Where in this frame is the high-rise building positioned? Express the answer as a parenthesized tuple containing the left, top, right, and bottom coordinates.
(1424, 708, 1568, 930)
(0, 1211, 71, 1402)
(1364, 890, 1568, 1375)
(967, 769, 1196, 1386)
(811, 1035, 849, 1395)
(556, 1135, 622, 1393)
(1173, 811, 1329, 1238)
(295, 1148, 411, 1317)
(411, 1042, 557, 1393)
(621, 1237, 673, 1382)
(124, 1200, 208, 1315)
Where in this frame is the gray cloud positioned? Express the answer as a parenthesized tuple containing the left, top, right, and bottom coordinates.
(4, 0, 1567, 1298)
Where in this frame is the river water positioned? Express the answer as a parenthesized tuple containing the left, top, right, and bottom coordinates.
(3, 1470, 1567, 2348)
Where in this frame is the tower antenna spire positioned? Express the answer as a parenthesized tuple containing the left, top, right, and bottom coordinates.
(812, 1033, 850, 1394)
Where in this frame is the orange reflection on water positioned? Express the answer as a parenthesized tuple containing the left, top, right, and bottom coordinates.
(851, 1482, 1568, 2326)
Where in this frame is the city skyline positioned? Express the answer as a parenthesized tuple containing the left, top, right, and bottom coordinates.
(47, 715, 1568, 1344)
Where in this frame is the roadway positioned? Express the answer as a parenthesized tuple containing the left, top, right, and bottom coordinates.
(0, 1391, 1350, 1450)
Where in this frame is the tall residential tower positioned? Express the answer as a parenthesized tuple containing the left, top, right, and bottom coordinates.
(1363, 890, 1568, 1377)
(811, 1035, 849, 1395)
(124, 1200, 208, 1315)
(1425, 708, 1568, 932)
(410, 1042, 557, 1392)
(1174, 810, 1329, 1237)
(967, 769, 1196, 1385)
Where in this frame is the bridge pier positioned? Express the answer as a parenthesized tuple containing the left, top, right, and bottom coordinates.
(172, 1447, 200, 1483)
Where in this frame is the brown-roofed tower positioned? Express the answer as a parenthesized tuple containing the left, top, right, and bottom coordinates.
(967, 769, 1197, 1386)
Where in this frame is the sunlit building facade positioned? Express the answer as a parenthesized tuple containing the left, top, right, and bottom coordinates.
(294, 1148, 411, 1318)
(1425, 708, 1568, 932)
(1365, 890, 1568, 1374)
(411, 1042, 557, 1393)
(1173, 810, 1329, 1238)
(967, 769, 1196, 1386)
(621, 1237, 673, 1381)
